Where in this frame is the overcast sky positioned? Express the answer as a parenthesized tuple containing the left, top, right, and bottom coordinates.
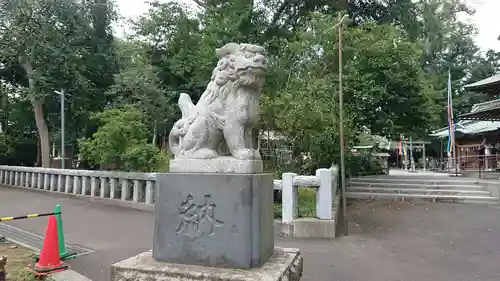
(114, 0, 500, 52)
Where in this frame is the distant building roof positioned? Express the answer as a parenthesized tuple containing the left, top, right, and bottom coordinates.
(464, 73, 500, 95)
(430, 120, 500, 138)
(459, 98, 500, 121)
(432, 98, 500, 137)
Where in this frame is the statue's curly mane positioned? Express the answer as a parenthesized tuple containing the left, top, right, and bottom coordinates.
(197, 56, 243, 108)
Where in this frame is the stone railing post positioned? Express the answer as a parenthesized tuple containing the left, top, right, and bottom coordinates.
(109, 178, 117, 199)
(24, 173, 28, 187)
(315, 169, 333, 220)
(132, 180, 141, 202)
(31, 173, 37, 188)
(121, 179, 129, 201)
(282, 172, 297, 224)
(145, 181, 154, 204)
(50, 174, 57, 191)
(81, 176, 89, 196)
(100, 177, 109, 198)
(64, 175, 72, 193)
(14, 171, 19, 186)
(73, 176, 81, 195)
(43, 174, 50, 190)
(57, 175, 64, 192)
(90, 177, 97, 197)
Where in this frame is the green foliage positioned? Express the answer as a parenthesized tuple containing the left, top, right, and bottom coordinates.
(122, 141, 168, 172)
(347, 152, 385, 177)
(78, 106, 163, 172)
(262, 14, 431, 174)
(106, 40, 171, 137)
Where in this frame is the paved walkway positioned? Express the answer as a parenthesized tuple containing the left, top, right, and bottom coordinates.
(2, 186, 500, 280)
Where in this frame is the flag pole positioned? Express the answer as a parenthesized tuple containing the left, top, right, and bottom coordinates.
(448, 66, 458, 175)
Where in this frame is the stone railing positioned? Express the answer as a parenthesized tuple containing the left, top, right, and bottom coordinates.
(273, 166, 338, 224)
(1, 165, 339, 238)
(0, 165, 340, 237)
(0, 166, 156, 204)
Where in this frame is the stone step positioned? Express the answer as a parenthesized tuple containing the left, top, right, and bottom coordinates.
(349, 177, 478, 185)
(347, 186, 490, 196)
(347, 181, 482, 189)
(346, 192, 498, 204)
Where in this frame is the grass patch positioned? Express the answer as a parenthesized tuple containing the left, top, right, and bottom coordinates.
(274, 187, 317, 218)
(0, 240, 38, 281)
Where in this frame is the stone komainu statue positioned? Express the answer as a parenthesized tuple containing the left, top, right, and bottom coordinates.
(168, 43, 267, 160)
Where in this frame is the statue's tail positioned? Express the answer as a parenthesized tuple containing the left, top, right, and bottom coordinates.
(168, 93, 196, 157)
(178, 93, 195, 119)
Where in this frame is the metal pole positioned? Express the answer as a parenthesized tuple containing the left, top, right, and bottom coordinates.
(423, 143, 426, 171)
(455, 142, 458, 176)
(410, 136, 414, 171)
(55, 90, 65, 169)
(403, 134, 408, 171)
(440, 138, 443, 170)
(61, 89, 65, 169)
(338, 12, 348, 236)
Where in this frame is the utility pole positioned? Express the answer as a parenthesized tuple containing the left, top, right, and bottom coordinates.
(337, 11, 348, 236)
(55, 89, 65, 169)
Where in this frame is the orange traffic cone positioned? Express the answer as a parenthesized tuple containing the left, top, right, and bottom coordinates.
(33, 216, 69, 276)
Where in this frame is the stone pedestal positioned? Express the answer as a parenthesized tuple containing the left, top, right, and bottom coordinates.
(111, 248, 303, 281)
(153, 172, 274, 269)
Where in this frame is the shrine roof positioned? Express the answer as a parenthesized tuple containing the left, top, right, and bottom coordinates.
(464, 73, 500, 95)
(430, 120, 500, 138)
(459, 98, 500, 121)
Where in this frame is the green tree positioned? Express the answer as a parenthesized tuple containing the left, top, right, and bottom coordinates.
(106, 40, 170, 146)
(0, 0, 115, 167)
(78, 106, 165, 172)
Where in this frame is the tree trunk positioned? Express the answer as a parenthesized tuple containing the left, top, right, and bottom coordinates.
(152, 119, 157, 146)
(32, 101, 51, 168)
(23, 61, 51, 168)
(36, 135, 41, 167)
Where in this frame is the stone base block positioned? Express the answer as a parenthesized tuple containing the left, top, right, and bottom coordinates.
(276, 218, 336, 239)
(169, 157, 263, 173)
(110, 248, 303, 281)
(154, 173, 274, 269)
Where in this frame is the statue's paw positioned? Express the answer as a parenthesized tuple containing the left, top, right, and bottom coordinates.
(191, 148, 218, 159)
(234, 148, 256, 160)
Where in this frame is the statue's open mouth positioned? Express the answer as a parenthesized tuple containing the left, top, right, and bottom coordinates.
(251, 67, 266, 77)
(238, 66, 266, 77)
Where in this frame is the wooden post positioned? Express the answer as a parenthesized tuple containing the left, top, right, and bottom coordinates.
(337, 11, 348, 236)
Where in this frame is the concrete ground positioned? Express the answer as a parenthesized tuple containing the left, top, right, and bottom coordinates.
(2, 186, 500, 280)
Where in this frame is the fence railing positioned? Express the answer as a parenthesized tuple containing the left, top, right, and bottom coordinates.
(437, 154, 500, 173)
(0, 165, 338, 223)
(273, 166, 338, 223)
(0, 166, 156, 204)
